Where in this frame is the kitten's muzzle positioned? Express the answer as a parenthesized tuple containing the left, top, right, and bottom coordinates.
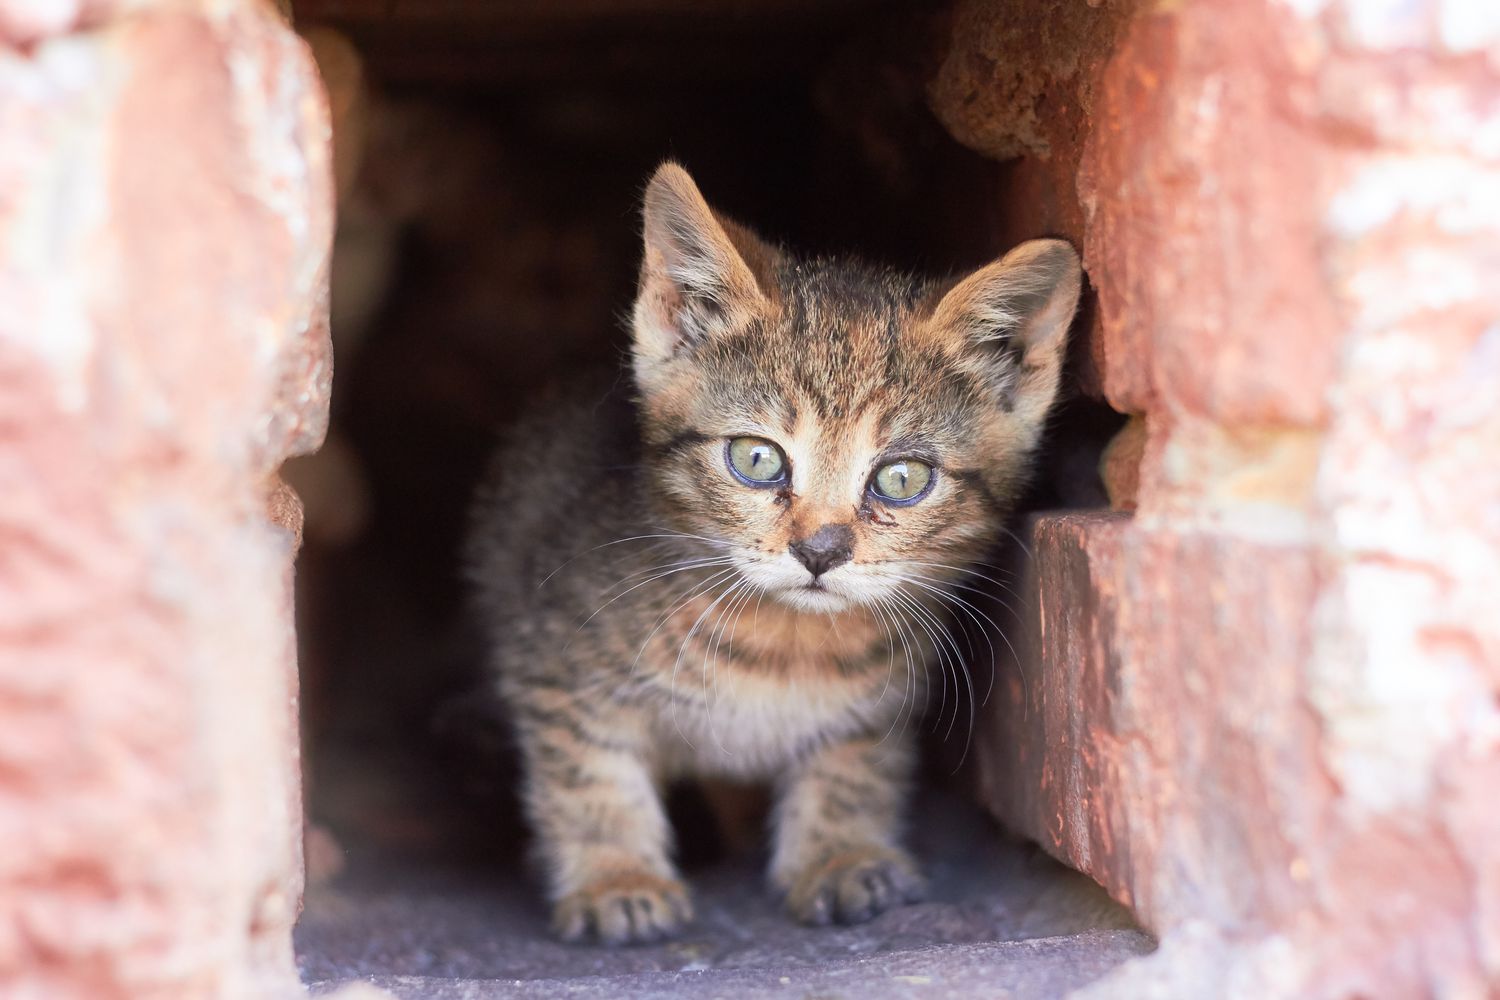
(789, 524, 854, 579)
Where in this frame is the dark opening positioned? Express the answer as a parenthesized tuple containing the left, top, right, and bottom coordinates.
(286, 2, 1141, 995)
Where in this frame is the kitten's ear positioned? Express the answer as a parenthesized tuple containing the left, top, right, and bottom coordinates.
(929, 239, 1081, 415)
(632, 163, 771, 372)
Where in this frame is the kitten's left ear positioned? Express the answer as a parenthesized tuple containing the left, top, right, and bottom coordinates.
(928, 238, 1082, 417)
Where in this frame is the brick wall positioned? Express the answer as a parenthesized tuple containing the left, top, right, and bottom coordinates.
(2, 0, 1495, 996)
(933, 1, 1500, 995)
(0, 2, 332, 997)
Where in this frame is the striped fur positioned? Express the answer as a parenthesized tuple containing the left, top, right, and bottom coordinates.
(465, 162, 1080, 944)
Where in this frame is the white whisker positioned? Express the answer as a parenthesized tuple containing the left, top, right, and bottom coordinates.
(630, 567, 739, 676)
(890, 585, 974, 765)
(881, 595, 923, 750)
(538, 531, 730, 589)
(706, 581, 758, 754)
(897, 572, 1020, 707)
(885, 587, 951, 737)
(901, 559, 1022, 601)
(669, 573, 743, 750)
(568, 558, 736, 642)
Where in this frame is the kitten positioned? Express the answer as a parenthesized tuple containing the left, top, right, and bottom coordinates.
(465, 162, 1080, 945)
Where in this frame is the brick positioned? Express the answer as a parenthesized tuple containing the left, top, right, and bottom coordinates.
(960, 0, 1500, 994)
(0, 3, 333, 998)
(983, 511, 1499, 997)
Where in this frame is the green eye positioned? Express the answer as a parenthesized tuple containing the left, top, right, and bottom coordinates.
(726, 437, 788, 486)
(871, 459, 933, 503)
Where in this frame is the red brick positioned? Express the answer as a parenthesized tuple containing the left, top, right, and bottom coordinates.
(0, 4, 333, 998)
(942, 0, 1500, 994)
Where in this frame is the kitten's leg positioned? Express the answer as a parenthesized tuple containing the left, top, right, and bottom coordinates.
(514, 694, 690, 945)
(770, 732, 926, 925)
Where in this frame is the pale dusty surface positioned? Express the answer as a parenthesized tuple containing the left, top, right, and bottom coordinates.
(297, 792, 1153, 999)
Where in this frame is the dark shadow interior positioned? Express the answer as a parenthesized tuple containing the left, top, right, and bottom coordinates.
(285, 2, 1138, 993)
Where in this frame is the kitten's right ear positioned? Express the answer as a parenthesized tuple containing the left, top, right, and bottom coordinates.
(927, 239, 1082, 422)
(632, 163, 769, 372)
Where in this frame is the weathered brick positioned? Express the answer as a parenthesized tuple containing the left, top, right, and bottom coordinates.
(0, 3, 332, 997)
(950, 0, 1500, 994)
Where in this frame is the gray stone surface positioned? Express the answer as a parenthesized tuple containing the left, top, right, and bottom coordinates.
(323, 933, 1153, 999)
(297, 793, 1153, 999)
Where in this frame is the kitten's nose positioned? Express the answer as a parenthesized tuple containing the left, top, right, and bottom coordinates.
(789, 524, 854, 579)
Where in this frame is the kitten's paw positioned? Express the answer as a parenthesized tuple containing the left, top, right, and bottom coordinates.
(552, 872, 693, 946)
(785, 846, 926, 926)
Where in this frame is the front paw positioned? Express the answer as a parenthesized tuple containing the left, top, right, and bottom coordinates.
(552, 871, 693, 946)
(785, 845, 926, 926)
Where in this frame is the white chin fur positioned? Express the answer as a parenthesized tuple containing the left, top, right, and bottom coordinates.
(771, 585, 854, 613)
(734, 553, 878, 614)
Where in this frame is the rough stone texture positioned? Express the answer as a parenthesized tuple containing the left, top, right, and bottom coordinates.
(927, 0, 1130, 400)
(928, 0, 1133, 164)
(934, 0, 1500, 996)
(307, 935, 1149, 1000)
(0, 1, 334, 997)
(297, 792, 1153, 999)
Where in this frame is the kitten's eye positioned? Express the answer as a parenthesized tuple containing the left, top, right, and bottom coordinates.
(726, 437, 788, 486)
(870, 459, 934, 504)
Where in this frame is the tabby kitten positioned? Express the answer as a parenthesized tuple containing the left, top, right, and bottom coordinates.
(465, 163, 1080, 945)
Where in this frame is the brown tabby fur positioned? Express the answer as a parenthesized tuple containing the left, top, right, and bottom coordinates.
(465, 163, 1080, 945)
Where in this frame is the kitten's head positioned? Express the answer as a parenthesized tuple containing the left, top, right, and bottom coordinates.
(631, 163, 1080, 613)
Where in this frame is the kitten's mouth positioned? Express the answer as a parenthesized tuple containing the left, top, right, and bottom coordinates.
(735, 557, 857, 611)
(772, 579, 855, 613)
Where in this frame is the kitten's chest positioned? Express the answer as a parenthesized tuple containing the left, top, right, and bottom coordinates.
(639, 601, 911, 777)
